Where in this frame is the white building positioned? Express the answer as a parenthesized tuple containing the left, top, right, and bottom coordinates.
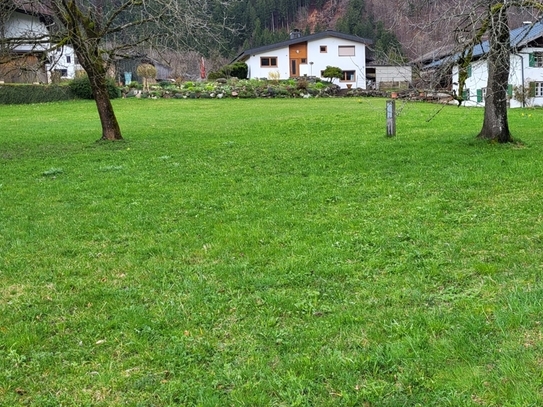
(366, 64, 413, 90)
(451, 20, 543, 108)
(47, 45, 82, 81)
(232, 30, 372, 89)
(1, 3, 81, 83)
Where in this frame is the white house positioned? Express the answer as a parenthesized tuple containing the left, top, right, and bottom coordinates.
(47, 45, 83, 81)
(1, 2, 81, 83)
(232, 30, 373, 89)
(1, 2, 51, 82)
(451, 20, 543, 108)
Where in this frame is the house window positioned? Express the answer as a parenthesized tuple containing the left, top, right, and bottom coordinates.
(55, 69, 68, 77)
(338, 46, 355, 56)
(476, 88, 486, 102)
(532, 82, 543, 97)
(301, 58, 307, 64)
(341, 70, 355, 81)
(462, 88, 470, 100)
(320, 46, 327, 53)
(66, 55, 71, 63)
(260, 57, 277, 67)
(529, 53, 543, 67)
(460, 64, 472, 79)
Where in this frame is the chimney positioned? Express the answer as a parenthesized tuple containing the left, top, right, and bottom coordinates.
(290, 29, 301, 40)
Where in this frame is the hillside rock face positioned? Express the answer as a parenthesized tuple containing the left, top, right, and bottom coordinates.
(294, 0, 537, 59)
(300, 0, 350, 32)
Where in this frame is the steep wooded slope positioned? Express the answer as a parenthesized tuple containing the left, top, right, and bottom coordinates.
(231, 0, 539, 59)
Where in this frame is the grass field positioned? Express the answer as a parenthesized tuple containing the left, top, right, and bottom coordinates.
(1, 97, 543, 406)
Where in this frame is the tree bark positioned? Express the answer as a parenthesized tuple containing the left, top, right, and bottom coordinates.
(76, 50, 123, 141)
(91, 73, 123, 141)
(477, 2, 512, 143)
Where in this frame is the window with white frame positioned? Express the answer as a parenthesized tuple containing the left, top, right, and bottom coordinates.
(341, 70, 355, 81)
(55, 69, 68, 77)
(532, 53, 543, 67)
(534, 82, 543, 96)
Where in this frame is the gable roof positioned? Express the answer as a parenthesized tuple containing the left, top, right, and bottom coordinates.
(472, 20, 543, 58)
(233, 30, 373, 62)
(423, 19, 543, 69)
(10, 0, 53, 17)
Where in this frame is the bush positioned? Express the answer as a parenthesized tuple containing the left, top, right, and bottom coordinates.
(322, 66, 343, 82)
(228, 62, 248, 79)
(296, 78, 309, 90)
(68, 75, 121, 99)
(209, 62, 248, 80)
(207, 71, 225, 81)
(0, 84, 75, 104)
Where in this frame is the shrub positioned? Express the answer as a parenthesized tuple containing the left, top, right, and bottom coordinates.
(136, 64, 157, 91)
(268, 71, 280, 83)
(210, 62, 248, 80)
(230, 62, 248, 79)
(296, 78, 309, 90)
(68, 75, 120, 99)
(314, 82, 325, 90)
(322, 66, 343, 82)
(207, 71, 225, 81)
(0, 84, 75, 104)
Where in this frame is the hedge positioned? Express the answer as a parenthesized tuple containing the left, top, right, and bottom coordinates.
(0, 84, 76, 105)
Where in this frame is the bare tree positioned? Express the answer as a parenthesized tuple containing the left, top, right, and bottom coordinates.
(477, 1, 512, 142)
(2, 0, 237, 140)
(404, 0, 543, 143)
(453, 1, 543, 142)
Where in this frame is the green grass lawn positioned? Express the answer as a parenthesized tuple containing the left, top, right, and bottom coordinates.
(1, 97, 543, 406)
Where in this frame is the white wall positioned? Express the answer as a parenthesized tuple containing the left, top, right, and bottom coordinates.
(246, 45, 290, 81)
(5, 12, 49, 52)
(375, 66, 412, 88)
(47, 46, 82, 80)
(452, 59, 488, 107)
(452, 49, 543, 108)
(306, 38, 366, 89)
(512, 48, 543, 108)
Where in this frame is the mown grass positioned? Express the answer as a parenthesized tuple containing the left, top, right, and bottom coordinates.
(1, 98, 543, 406)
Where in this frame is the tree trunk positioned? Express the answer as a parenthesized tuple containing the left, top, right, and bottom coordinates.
(85, 69, 123, 141)
(91, 75, 123, 141)
(477, 3, 512, 143)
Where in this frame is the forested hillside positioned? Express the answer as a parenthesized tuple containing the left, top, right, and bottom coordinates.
(215, 0, 405, 62)
(212, 0, 538, 61)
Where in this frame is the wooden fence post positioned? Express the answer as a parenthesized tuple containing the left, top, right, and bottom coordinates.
(386, 99, 396, 137)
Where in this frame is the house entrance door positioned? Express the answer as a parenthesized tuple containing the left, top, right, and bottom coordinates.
(289, 42, 307, 78)
(290, 59, 298, 77)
